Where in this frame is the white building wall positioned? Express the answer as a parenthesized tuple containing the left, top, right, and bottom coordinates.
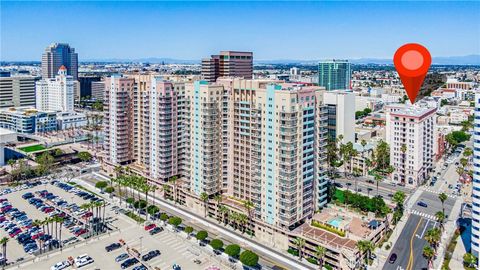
(472, 92, 480, 260)
(324, 90, 355, 143)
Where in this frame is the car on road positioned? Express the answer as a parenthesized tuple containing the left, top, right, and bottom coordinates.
(149, 227, 163, 235)
(115, 253, 129, 262)
(389, 253, 397, 264)
(142, 250, 160, 261)
(417, 201, 428, 208)
(121, 258, 139, 269)
(333, 183, 343, 188)
(50, 261, 70, 270)
(105, 242, 122, 252)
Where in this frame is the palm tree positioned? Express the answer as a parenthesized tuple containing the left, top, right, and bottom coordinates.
(357, 240, 374, 266)
(424, 228, 441, 249)
(238, 213, 248, 233)
(243, 200, 254, 234)
(169, 176, 179, 204)
(219, 205, 229, 225)
(374, 173, 382, 196)
(200, 192, 209, 218)
(32, 219, 43, 253)
(438, 193, 448, 215)
(0, 237, 8, 269)
(422, 245, 435, 268)
(435, 211, 446, 231)
(315, 246, 327, 269)
(293, 237, 306, 260)
(162, 184, 171, 200)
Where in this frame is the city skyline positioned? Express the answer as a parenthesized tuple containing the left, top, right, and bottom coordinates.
(1, 1, 479, 61)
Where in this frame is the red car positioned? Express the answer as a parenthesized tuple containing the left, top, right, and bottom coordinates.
(74, 229, 87, 236)
(43, 208, 54, 213)
(31, 232, 45, 240)
(9, 228, 21, 237)
(82, 212, 93, 219)
(144, 224, 156, 231)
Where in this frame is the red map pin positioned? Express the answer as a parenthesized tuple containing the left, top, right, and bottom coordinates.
(393, 43, 431, 104)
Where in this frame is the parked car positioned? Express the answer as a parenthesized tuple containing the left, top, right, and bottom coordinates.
(50, 260, 70, 270)
(121, 258, 139, 269)
(142, 250, 160, 261)
(144, 224, 156, 231)
(115, 253, 129, 262)
(74, 254, 94, 268)
(105, 242, 122, 252)
(149, 227, 163, 235)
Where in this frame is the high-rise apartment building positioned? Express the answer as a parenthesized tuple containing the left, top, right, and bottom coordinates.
(201, 51, 253, 82)
(91, 81, 105, 101)
(103, 76, 329, 232)
(386, 105, 436, 187)
(318, 60, 351, 90)
(36, 66, 75, 112)
(323, 90, 355, 143)
(472, 92, 480, 262)
(103, 75, 135, 165)
(0, 75, 36, 108)
(42, 43, 78, 80)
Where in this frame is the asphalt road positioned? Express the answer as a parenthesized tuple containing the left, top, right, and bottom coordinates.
(334, 176, 413, 200)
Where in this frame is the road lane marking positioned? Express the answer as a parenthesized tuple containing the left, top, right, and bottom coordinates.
(407, 218, 423, 270)
(419, 219, 430, 239)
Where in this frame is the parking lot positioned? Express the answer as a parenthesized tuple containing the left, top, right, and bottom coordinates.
(2, 180, 230, 270)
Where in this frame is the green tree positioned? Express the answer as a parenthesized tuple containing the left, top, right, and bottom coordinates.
(357, 240, 374, 266)
(168, 216, 182, 227)
(326, 136, 340, 176)
(243, 200, 254, 234)
(147, 205, 159, 217)
(105, 186, 115, 193)
(438, 193, 448, 215)
(463, 253, 478, 268)
(423, 245, 435, 268)
(0, 237, 8, 268)
(464, 147, 473, 157)
(225, 244, 241, 258)
(184, 226, 194, 234)
(196, 230, 208, 241)
(239, 250, 259, 267)
(293, 237, 306, 260)
(159, 213, 169, 222)
(315, 246, 327, 269)
(35, 152, 54, 176)
(209, 239, 224, 250)
(374, 140, 390, 171)
(77, 151, 93, 162)
(95, 181, 108, 191)
(200, 192, 209, 218)
(425, 228, 441, 248)
(392, 191, 406, 209)
(435, 211, 446, 231)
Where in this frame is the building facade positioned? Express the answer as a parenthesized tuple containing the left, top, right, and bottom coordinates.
(91, 81, 105, 101)
(472, 92, 480, 261)
(42, 43, 78, 80)
(201, 51, 253, 82)
(0, 75, 36, 108)
(323, 90, 355, 143)
(36, 66, 75, 112)
(318, 60, 351, 91)
(78, 74, 102, 98)
(386, 105, 436, 187)
(0, 107, 57, 134)
(103, 75, 135, 165)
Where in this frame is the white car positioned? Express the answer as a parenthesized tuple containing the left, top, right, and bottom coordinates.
(50, 261, 70, 270)
(75, 254, 94, 268)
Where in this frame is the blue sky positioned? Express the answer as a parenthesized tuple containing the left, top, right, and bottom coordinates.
(1, 1, 479, 61)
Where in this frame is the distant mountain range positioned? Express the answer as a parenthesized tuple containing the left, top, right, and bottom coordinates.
(4, 54, 479, 65)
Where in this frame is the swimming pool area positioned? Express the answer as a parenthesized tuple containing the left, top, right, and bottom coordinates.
(329, 217, 343, 228)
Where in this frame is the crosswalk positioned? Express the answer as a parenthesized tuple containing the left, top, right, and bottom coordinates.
(409, 209, 437, 221)
(148, 230, 204, 269)
(422, 187, 456, 198)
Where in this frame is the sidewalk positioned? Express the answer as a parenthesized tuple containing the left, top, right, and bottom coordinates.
(432, 195, 464, 269)
(449, 233, 467, 270)
(375, 187, 424, 268)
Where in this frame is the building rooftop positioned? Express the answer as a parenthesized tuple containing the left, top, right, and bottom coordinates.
(390, 105, 436, 118)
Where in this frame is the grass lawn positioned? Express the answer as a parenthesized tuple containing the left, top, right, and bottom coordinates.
(18, 144, 47, 153)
